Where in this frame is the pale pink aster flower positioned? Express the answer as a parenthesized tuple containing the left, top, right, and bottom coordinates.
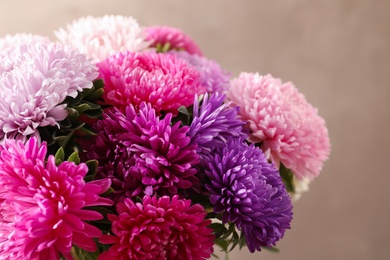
(0, 137, 112, 259)
(227, 73, 330, 180)
(0, 33, 50, 51)
(99, 196, 214, 260)
(55, 15, 150, 61)
(0, 42, 98, 141)
(97, 51, 205, 115)
(145, 25, 203, 55)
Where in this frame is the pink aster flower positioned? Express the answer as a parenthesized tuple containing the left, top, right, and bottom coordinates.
(55, 15, 150, 61)
(0, 33, 50, 51)
(88, 102, 199, 202)
(99, 195, 214, 260)
(0, 42, 98, 141)
(0, 137, 112, 259)
(144, 25, 203, 55)
(97, 51, 205, 115)
(227, 73, 330, 180)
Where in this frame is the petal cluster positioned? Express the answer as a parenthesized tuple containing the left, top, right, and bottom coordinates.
(55, 15, 150, 61)
(204, 138, 293, 252)
(88, 102, 199, 201)
(0, 42, 98, 141)
(0, 33, 50, 51)
(0, 137, 112, 259)
(172, 50, 231, 93)
(227, 73, 330, 179)
(145, 25, 203, 55)
(99, 195, 214, 260)
(97, 51, 205, 114)
(188, 93, 246, 156)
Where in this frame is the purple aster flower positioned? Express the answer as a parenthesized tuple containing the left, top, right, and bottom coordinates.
(204, 138, 293, 252)
(172, 50, 231, 93)
(188, 93, 247, 156)
(88, 102, 199, 202)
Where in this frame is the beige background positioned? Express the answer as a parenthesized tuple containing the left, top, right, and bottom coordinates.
(0, 0, 389, 259)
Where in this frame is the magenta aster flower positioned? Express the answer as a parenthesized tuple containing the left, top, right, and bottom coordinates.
(0, 33, 50, 51)
(99, 195, 214, 260)
(172, 50, 231, 93)
(0, 137, 112, 259)
(97, 51, 205, 115)
(205, 138, 293, 252)
(188, 93, 247, 156)
(0, 42, 98, 141)
(227, 73, 330, 180)
(88, 102, 199, 201)
(144, 25, 203, 55)
(55, 15, 150, 61)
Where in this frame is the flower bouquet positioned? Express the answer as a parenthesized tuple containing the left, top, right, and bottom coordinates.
(0, 15, 330, 259)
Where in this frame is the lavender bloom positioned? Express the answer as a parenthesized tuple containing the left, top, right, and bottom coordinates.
(204, 138, 293, 252)
(89, 102, 199, 202)
(172, 51, 231, 93)
(188, 93, 247, 156)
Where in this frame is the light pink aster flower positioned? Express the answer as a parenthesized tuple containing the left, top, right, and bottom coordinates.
(55, 15, 150, 61)
(0, 33, 50, 51)
(0, 137, 112, 259)
(0, 42, 98, 141)
(227, 73, 330, 180)
(99, 196, 214, 260)
(97, 51, 205, 115)
(144, 25, 203, 55)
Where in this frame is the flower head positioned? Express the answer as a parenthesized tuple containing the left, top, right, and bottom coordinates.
(0, 42, 98, 141)
(145, 25, 203, 55)
(97, 51, 205, 114)
(55, 15, 150, 61)
(0, 137, 112, 259)
(99, 195, 214, 260)
(188, 93, 247, 156)
(227, 73, 330, 179)
(204, 138, 293, 252)
(88, 102, 199, 201)
(0, 33, 50, 51)
(172, 50, 231, 93)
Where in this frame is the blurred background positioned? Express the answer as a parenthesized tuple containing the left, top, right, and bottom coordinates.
(0, 0, 388, 259)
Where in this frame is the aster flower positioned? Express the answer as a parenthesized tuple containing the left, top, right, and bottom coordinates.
(0, 33, 50, 51)
(0, 137, 112, 259)
(0, 42, 98, 141)
(97, 51, 205, 114)
(204, 138, 293, 252)
(55, 15, 150, 61)
(88, 102, 199, 201)
(145, 25, 203, 55)
(227, 73, 330, 180)
(172, 50, 231, 93)
(99, 195, 214, 260)
(188, 93, 247, 156)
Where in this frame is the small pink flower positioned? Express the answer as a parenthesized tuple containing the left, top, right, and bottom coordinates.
(97, 51, 205, 115)
(227, 73, 330, 179)
(0, 137, 112, 259)
(99, 195, 214, 260)
(145, 25, 203, 55)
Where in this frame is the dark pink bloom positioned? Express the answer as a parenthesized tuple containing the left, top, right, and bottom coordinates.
(99, 195, 214, 260)
(88, 102, 199, 201)
(0, 137, 112, 259)
(97, 51, 205, 115)
(144, 25, 203, 55)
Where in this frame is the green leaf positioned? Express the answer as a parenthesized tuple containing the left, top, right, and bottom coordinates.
(262, 246, 280, 253)
(279, 163, 295, 193)
(54, 147, 65, 165)
(86, 160, 98, 177)
(67, 151, 80, 165)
